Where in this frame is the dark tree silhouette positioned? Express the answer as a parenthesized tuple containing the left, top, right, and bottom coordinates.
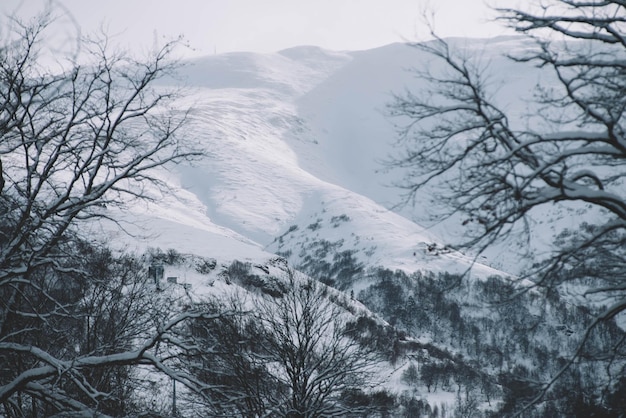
(0, 10, 214, 416)
(184, 270, 381, 418)
(390, 0, 626, 409)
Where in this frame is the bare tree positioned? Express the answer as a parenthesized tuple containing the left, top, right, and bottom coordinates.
(254, 274, 380, 418)
(389, 0, 625, 408)
(183, 270, 382, 418)
(180, 295, 279, 418)
(0, 10, 213, 416)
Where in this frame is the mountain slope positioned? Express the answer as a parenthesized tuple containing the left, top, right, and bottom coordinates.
(10, 35, 622, 415)
(136, 36, 607, 281)
(137, 39, 553, 277)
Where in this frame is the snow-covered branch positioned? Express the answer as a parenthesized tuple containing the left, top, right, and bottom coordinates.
(389, 0, 626, 412)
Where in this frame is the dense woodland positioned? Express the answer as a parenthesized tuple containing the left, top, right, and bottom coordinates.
(4, 238, 623, 416)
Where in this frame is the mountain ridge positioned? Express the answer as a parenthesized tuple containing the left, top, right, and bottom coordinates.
(136, 38, 544, 277)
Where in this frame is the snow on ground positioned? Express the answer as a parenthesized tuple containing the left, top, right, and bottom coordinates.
(265, 186, 504, 278)
(94, 36, 605, 283)
(69, 38, 621, 413)
(132, 42, 513, 275)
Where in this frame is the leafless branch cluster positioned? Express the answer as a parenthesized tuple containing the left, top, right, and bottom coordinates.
(0, 11, 207, 417)
(182, 273, 382, 418)
(389, 0, 625, 409)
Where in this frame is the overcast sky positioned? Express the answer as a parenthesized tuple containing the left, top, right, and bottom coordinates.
(2, 0, 510, 57)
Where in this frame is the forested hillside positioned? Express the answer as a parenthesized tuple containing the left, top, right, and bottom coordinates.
(1, 1, 625, 416)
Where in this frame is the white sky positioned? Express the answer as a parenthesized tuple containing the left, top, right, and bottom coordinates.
(2, 0, 510, 57)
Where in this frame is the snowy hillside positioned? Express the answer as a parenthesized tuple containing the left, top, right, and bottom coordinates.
(119, 36, 578, 278)
(89, 38, 626, 412)
(4, 27, 624, 416)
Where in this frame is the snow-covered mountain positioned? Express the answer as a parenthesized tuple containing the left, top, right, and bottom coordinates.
(105, 36, 572, 279)
(18, 35, 623, 415)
